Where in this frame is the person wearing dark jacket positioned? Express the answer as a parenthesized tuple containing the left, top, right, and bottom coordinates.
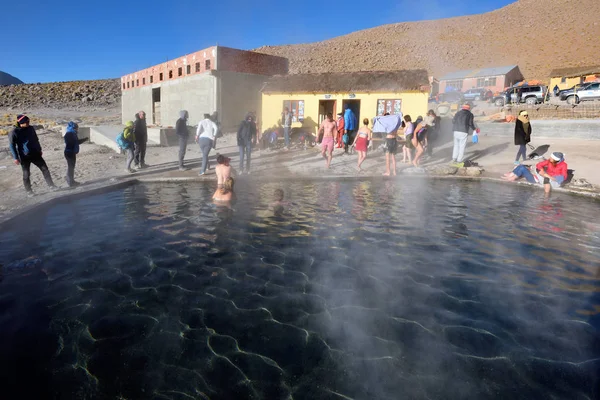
(514, 110, 531, 165)
(237, 114, 257, 174)
(425, 110, 441, 157)
(451, 104, 479, 164)
(133, 111, 148, 168)
(8, 114, 55, 194)
(64, 121, 80, 187)
(175, 110, 190, 171)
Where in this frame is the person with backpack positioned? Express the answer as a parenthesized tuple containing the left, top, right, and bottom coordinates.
(451, 104, 479, 166)
(343, 104, 357, 155)
(196, 113, 218, 176)
(8, 114, 56, 195)
(122, 120, 136, 173)
(237, 113, 257, 174)
(176, 110, 190, 171)
(63, 121, 80, 187)
(133, 111, 148, 169)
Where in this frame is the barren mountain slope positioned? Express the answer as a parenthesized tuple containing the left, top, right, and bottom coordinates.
(255, 0, 599, 80)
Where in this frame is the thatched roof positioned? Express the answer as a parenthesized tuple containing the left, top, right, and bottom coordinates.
(261, 70, 429, 94)
(549, 65, 600, 78)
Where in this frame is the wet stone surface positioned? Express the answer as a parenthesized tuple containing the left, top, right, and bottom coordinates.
(0, 179, 599, 399)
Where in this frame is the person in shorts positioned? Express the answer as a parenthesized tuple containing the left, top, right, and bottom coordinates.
(318, 112, 337, 168)
(383, 128, 399, 176)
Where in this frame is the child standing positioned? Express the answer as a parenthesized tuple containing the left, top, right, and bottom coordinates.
(123, 121, 136, 173)
(64, 121, 80, 187)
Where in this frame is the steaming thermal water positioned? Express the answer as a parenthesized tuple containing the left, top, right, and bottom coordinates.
(0, 180, 598, 399)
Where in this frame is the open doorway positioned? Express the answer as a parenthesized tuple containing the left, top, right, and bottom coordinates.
(152, 88, 161, 125)
(318, 100, 336, 124)
(342, 99, 361, 128)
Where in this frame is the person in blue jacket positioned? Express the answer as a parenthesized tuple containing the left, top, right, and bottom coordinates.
(8, 114, 55, 194)
(343, 104, 357, 155)
(64, 121, 80, 187)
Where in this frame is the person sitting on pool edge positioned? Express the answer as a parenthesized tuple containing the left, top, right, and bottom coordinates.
(502, 152, 568, 193)
(213, 177, 235, 202)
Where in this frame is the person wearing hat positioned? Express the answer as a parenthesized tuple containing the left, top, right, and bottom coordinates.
(451, 104, 479, 166)
(237, 113, 257, 174)
(133, 111, 148, 169)
(8, 115, 56, 194)
(122, 120, 136, 173)
(63, 121, 80, 187)
(502, 152, 568, 193)
(176, 110, 190, 171)
(514, 110, 532, 165)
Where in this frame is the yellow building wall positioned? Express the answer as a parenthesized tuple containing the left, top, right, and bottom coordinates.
(550, 76, 587, 90)
(260, 91, 428, 134)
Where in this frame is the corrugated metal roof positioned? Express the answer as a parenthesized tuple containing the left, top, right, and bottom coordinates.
(549, 65, 600, 78)
(439, 66, 519, 81)
(262, 70, 429, 94)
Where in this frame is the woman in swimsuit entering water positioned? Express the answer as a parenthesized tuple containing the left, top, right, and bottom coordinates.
(351, 118, 372, 171)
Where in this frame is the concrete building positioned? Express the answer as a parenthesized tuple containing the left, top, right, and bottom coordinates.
(260, 70, 430, 135)
(439, 66, 523, 93)
(549, 65, 600, 90)
(121, 46, 288, 132)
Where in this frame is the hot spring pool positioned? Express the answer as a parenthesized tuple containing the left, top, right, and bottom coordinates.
(0, 179, 599, 399)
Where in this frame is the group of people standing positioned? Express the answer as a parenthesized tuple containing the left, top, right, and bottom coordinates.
(8, 114, 82, 195)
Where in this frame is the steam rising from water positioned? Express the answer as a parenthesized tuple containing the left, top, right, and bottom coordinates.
(0, 179, 598, 399)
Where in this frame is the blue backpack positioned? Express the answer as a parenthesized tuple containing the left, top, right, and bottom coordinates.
(116, 131, 128, 149)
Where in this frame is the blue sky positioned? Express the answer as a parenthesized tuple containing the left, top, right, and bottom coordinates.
(1, 0, 513, 83)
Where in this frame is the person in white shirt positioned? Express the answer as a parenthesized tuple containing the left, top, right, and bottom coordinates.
(195, 113, 218, 175)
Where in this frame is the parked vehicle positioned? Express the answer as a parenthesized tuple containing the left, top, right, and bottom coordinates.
(463, 88, 487, 101)
(560, 82, 600, 104)
(492, 89, 512, 106)
(557, 83, 586, 99)
(510, 85, 547, 105)
(437, 91, 465, 104)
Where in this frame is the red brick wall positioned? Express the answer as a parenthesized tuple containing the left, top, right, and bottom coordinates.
(121, 46, 288, 91)
(217, 47, 288, 76)
(121, 47, 218, 91)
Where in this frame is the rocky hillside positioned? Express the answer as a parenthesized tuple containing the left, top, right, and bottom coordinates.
(0, 79, 120, 110)
(255, 0, 600, 80)
(0, 71, 23, 86)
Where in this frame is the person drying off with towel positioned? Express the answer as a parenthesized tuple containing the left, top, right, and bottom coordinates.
(372, 114, 402, 177)
(502, 152, 568, 193)
(63, 121, 80, 187)
(514, 110, 532, 165)
(9, 114, 56, 194)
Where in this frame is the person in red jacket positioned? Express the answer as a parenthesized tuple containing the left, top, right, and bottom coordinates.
(336, 112, 345, 148)
(502, 152, 567, 193)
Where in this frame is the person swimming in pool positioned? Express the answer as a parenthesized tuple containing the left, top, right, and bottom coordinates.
(213, 177, 235, 202)
(270, 188, 288, 216)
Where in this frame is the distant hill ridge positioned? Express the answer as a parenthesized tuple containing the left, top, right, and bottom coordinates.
(0, 71, 24, 86)
(254, 0, 600, 81)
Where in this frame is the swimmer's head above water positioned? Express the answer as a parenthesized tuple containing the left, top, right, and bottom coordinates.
(274, 189, 284, 202)
(217, 154, 231, 166)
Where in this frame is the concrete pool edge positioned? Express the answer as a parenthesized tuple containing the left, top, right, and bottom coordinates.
(1, 174, 598, 227)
